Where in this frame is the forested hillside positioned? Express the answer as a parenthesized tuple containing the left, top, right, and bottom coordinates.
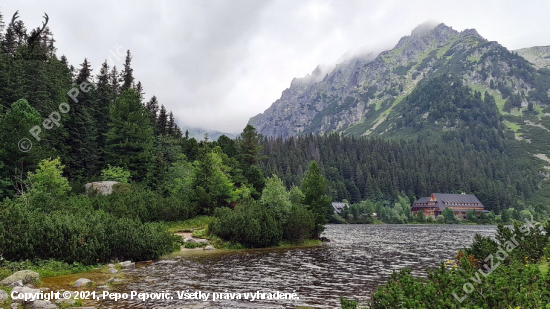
(0, 10, 188, 199)
(250, 22, 550, 217)
(259, 132, 542, 214)
(0, 10, 337, 266)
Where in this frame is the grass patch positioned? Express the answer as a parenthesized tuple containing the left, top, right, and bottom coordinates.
(468, 54, 482, 62)
(436, 38, 458, 59)
(467, 83, 507, 113)
(192, 227, 209, 239)
(504, 120, 521, 132)
(538, 259, 549, 275)
(534, 105, 545, 118)
(277, 239, 322, 248)
(209, 235, 245, 249)
(99, 263, 121, 274)
(167, 216, 214, 233)
(183, 242, 207, 249)
(0, 259, 98, 280)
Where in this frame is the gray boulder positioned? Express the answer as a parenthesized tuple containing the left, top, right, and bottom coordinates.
(11, 286, 41, 303)
(0, 290, 8, 301)
(10, 303, 18, 309)
(29, 300, 56, 309)
(119, 261, 135, 269)
(204, 245, 215, 250)
(107, 267, 118, 274)
(73, 278, 92, 287)
(55, 298, 76, 306)
(1, 270, 39, 285)
(8, 279, 23, 287)
(84, 181, 119, 195)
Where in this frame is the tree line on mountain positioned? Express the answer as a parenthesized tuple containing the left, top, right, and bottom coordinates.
(337, 195, 536, 225)
(258, 74, 547, 215)
(259, 131, 542, 215)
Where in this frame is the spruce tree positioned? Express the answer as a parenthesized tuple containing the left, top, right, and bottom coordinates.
(167, 111, 176, 137)
(0, 99, 49, 198)
(104, 88, 153, 181)
(145, 96, 159, 133)
(62, 58, 99, 180)
(0, 11, 4, 42)
(190, 148, 235, 215)
(109, 65, 120, 98)
(120, 50, 134, 91)
(301, 161, 332, 237)
(236, 125, 267, 198)
(1, 19, 19, 55)
(94, 60, 113, 150)
(157, 105, 168, 135)
(134, 81, 144, 103)
(237, 125, 266, 166)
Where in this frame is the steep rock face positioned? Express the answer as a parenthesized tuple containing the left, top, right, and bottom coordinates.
(515, 46, 550, 70)
(249, 23, 465, 137)
(249, 23, 550, 140)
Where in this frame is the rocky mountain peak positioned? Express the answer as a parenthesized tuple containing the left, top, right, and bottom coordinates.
(410, 21, 440, 37)
(460, 28, 483, 39)
(395, 22, 458, 50)
(249, 22, 549, 141)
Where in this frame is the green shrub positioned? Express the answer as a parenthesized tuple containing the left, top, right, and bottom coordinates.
(209, 200, 282, 248)
(0, 200, 178, 264)
(352, 220, 550, 308)
(25, 158, 71, 211)
(0, 259, 97, 279)
(112, 183, 132, 194)
(89, 189, 195, 222)
(283, 204, 316, 243)
(101, 165, 131, 183)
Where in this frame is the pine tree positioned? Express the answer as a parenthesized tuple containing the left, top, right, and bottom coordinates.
(0, 99, 49, 198)
(167, 112, 176, 137)
(1, 20, 18, 55)
(145, 96, 159, 133)
(0, 11, 5, 42)
(134, 81, 144, 103)
(109, 65, 120, 98)
(104, 88, 154, 181)
(62, 58, 99, 180)
(94, 60, 113, 151)
(190, 148, 235, 215)
(120, 50, 134, 91)
(157, 105, 168, 135)
(237, 125, 266, 167)
(301, 161, 332, 237)
(12, 20, 27, 48)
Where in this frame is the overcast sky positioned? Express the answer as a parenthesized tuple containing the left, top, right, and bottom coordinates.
(3, 0, 550, 133)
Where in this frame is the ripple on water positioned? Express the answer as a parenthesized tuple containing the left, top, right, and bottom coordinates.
(95, 224, 495, 308)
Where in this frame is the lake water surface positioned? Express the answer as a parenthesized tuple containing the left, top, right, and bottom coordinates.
(95, 224, 496, 308)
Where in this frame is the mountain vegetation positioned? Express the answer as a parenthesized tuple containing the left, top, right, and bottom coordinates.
(251, 22, 550, 216)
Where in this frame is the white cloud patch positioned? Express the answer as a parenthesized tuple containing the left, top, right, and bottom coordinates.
(2, 0, 550, 133)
